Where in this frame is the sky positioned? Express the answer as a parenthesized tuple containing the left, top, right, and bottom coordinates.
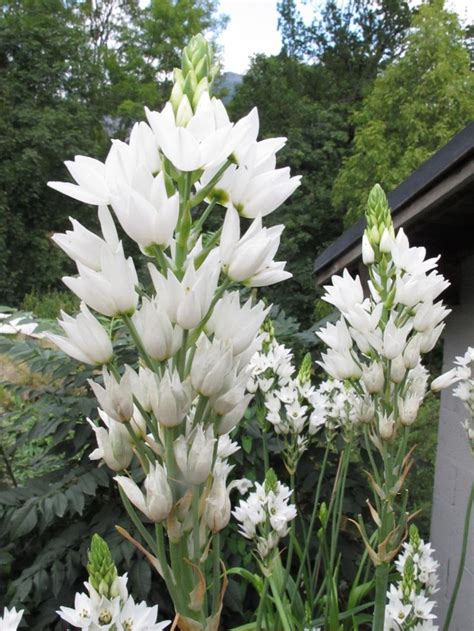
(217, 0, 474, 74)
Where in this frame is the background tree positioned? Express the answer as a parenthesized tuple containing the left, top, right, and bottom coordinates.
(230, 0, 413, 325)
(332, 0, 474, 226)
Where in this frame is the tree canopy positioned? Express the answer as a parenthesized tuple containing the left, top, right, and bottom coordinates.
(332, 0, 474, 226)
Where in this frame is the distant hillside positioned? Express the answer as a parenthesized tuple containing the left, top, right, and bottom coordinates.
(216, 71, 243, 103)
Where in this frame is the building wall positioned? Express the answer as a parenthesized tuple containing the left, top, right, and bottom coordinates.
(431, 253, 474, 630)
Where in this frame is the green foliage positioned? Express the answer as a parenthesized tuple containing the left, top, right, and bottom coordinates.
(230, 55, 349, 326)
(21, 290, 79, 320)
(0, 329, 173, 628)
(0, 0, 106, 303)
(230, 1, 414, 326)
(407, 393, 440, 539)
(333, 0, 474, 226)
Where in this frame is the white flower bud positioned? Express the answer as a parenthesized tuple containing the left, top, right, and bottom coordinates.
(88, 411, 133, 472)
(115, 463, 173, 522)
(150, 370, 193, 427)
(217, 394, 253, 434)
(205, 462, 233, 532)
(191, 334, 234, 397)
(362, 233, 375, 264)
(403, 335, 421, 369)
(431, 368, 460, 391)
(398, 395, 421, 426)
(132, 298, 183, 361)
(362, 362, 384, 393)
(174, 425, 215, 485)
(390, 354, 406, 384)
(379, 228, 394, 253)
(382, 319, 411, 360)
(379, 412, 395, 440)
(89, 367, 134, 423)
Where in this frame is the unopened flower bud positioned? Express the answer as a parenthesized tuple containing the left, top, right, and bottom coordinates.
(115, 462, 173, 523)
(362, 233, 375, 264)
(150, 369, 192, 428)
(379, 412, 395, 440)
(89, 367, 134, 423)
(174, 425, 215, 485)
(403, 335, 421, 369)
(362, 361, 384, 393)
(390, 354, 406, 384)
(398, 394, 421, 426)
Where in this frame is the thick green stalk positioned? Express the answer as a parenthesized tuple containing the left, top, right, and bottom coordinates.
(372, 562, 389, 631)
(255, 576, 270, 631)
(442, 482, 474, 631)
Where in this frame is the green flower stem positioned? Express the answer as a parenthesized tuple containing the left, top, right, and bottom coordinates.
(192, 198, 218, 236)
(187, 278, 231, 347)
(175, 172, 192, 274)
(190, 159, 232, 208)
(329, 437, 352, 572)
(255, 575, 270, 631)
(151, 244, 169, 276)
(373, 562, 390, 631)
(269, 573, 293, 631)
(124, 421, 150, 473)
(211, 532, 221, 615)
(177, 329, 189, 379)
(290, 443, 330, 609)
(118, 484, 156, 553)
(155, 523, 180, 609)
(442, 481, 474, 631)
(284, 472, 296, 582)
(122, 314, 156, 371)
(192, 484, 201, 563)
(194, 226, 223, 268)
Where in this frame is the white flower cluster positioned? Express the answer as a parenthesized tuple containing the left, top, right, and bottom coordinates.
(247, 337, 295, 396)
(247, 337, 319, 465)
(0, 607, 23, 631)
(384, 532, 439, 630)
(309, 378, 362, 433)
(233, 473, 297, 561)
(45, 36, 299, 533)
(58, 573, 170, 630)
(46, 34, 300, 623)
(318, 219, 449, 441)
(432, 346, 474, 450)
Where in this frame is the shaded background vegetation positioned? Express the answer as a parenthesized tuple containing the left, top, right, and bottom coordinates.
(1, 0, 472, 627)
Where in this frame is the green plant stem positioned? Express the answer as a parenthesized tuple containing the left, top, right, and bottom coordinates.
(118, 485, 156, 552)
(211, 532, 221, 615)
(372, 562, 389, 631)
(255, 576, 270, 631)
(187, 278, 231, 346)
(290, 443, 330, 609)
(284, 472, 296, 583)
(190, 160, 232, 207)
(442, 481, 474, 631)
(122, 314, 155, 371)
(155, 524, 179, 607)
(192, 198, 217, 235)
(269, 574, 293, 631)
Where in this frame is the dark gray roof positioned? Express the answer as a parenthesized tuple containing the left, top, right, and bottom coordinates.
(314, 122, 474, 277)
